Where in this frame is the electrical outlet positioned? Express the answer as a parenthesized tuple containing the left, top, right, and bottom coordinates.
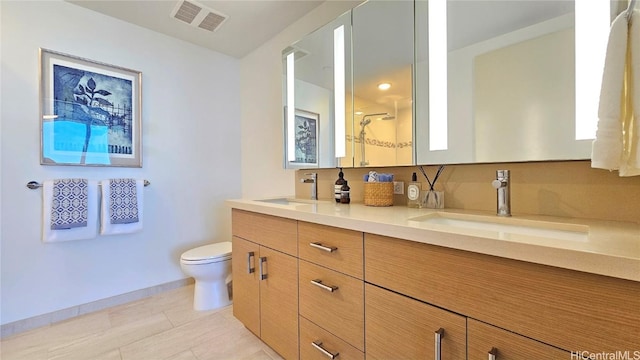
(393, 181, 404, 195)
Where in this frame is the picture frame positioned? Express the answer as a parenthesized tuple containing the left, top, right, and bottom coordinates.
(289, 108, 319, 167)
(39, 48, 142, 167)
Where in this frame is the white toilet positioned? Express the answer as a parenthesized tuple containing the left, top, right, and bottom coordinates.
(180, 241, 232, 311)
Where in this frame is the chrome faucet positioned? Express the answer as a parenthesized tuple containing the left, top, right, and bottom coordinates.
(301, 172, 317, 200)
(491, 170, 511, 217)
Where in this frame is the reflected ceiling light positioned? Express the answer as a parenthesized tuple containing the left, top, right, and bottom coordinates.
(42, 115, 58, 120)
(575, 0, 609, 140)
(355, 111, 363, 115)
(334, 25, 346, 158)
(377, 83, 391, 91)
(428, 0, 448, 150)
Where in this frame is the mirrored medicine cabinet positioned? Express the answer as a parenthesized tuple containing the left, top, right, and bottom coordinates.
(283, 0, 615, 169)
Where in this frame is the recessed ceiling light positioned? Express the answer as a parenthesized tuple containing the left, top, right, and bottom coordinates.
(378, 83, 391, 91)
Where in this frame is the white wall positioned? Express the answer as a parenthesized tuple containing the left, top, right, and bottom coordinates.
(0, 1, 241, 324)
(239, 1, 361, 199)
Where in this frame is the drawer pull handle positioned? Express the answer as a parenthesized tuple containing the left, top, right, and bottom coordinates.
(247, 251, 255, 274)
(312, 340, 339, 359)
(434, 328, 444, 360)
(259, 257, 267, 280)
(488, 347, 497, 360)
(310, 242, 337, 252)
(310, 279, 339, 292)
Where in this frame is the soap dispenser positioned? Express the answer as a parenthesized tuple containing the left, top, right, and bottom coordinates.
(340, 181, 350, 204)
(335, 168, 346, 203)
(407, 172, 421, 208)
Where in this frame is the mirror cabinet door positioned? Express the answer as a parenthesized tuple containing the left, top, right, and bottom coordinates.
(416, 0, 597, 165)
(283, 11, 353, 169)
(352, 0, 414, 167)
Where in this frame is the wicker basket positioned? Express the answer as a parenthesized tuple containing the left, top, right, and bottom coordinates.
(363, 182, 394, 206)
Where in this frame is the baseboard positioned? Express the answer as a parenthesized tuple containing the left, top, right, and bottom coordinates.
(1, 278, 194, 339)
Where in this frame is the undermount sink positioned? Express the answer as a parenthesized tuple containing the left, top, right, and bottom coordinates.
(255, 198, 312, 206)
(409, 212, 589, 242)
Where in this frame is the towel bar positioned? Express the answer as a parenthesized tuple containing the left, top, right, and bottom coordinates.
(26, 180, 150, 189)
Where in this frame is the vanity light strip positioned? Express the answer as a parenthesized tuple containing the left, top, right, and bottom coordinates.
(334, 24, 346, 158)
(428, 0, 448, 151)
(286, 52, 296, 161)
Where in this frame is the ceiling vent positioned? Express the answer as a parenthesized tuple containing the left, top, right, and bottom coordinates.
(282, 46, 310, 61)
(171, 0, 228, 33)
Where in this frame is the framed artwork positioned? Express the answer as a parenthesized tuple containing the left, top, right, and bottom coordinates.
(290, 108, 319, 167)
(40, 48, 142, 167)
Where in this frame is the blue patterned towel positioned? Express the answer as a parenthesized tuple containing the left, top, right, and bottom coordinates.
(51, 178, 89, 230)
(109, 178, 139, 224)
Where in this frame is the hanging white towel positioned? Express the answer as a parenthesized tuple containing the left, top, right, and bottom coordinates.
(100, 179, 144, 235)
(42, 180, 99, 243)
(620, 9, 640, 176)
(592, 9, 640, 176)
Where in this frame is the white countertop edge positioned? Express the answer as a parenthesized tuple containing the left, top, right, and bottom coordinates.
(226, 199, 640, 282)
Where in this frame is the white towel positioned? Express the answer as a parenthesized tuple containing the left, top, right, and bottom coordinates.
(620, 9, 640, 176)
(42, 180, 99, 243)
(100, 179, 144, 235)
(592, 9, 640, 176)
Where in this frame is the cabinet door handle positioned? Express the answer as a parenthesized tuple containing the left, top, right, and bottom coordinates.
(247, 251, 255, 274)
(259, 257, 267, 280)
(311, 340, 339, 359)
(434, 328, 444, 360)
(310, 242, 338, 252)
(310, 279, 339, 292)
(488, 347, 498, 360)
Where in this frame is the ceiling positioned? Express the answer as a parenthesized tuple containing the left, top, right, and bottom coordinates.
(66, 0, 326, 59)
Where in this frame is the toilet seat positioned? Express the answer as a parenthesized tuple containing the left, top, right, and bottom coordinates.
(181, 242, 232, 265)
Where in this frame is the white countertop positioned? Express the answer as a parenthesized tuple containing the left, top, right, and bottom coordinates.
(226, 198, 640, 282)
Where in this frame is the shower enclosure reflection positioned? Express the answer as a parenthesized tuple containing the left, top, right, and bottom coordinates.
(351, 0, 414, 167)
(358, 112, 396, 166)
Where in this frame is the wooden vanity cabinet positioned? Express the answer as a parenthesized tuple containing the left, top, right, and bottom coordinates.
(467, 319, 569, 359)
(365, 233, 640, 354)
(298, 222, 365, 358)
(365, 283, 466, 360)
(232, 210, 299, 360)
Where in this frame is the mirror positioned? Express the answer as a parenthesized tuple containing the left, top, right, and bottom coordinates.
(285, 0, 611, 168)
(283, 0, 414, 169)
(416, 0, 604, 165)
(283, 11, 353, 169)
(351, 0, 414, 167)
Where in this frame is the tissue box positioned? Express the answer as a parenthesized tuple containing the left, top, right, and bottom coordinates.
(363, 182, 394, 206)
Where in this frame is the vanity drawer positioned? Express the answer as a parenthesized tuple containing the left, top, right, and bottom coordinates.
(232, 209, 297, 256)
(299, 259, 364, 351)
(364, 233, 640, 353)
(298, 222, 363, 279)
(299, 316, 364, 360)
(468, 318, 569, 359)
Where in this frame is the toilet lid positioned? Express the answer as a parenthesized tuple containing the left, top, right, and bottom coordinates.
(181, 242, 232, 262)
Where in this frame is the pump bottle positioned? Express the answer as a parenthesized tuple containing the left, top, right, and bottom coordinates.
(335, 168, 346, 203)
(407, 172, 421, 208)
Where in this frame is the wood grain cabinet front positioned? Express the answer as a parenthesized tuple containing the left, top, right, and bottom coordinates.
(364, 233, 640, 353)
(232, 236, 299, 360)
(468, 319, 569, 359)
(365, 283, 466, 360)
(299, 317, 364, 360)
(232, 209, 297, 256)
(298, 222, 363, 279)
(232, 209, 299, 360)
(299, 259, 365, 352)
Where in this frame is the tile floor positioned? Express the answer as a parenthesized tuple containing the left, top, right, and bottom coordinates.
(0, 285, 283, 360)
